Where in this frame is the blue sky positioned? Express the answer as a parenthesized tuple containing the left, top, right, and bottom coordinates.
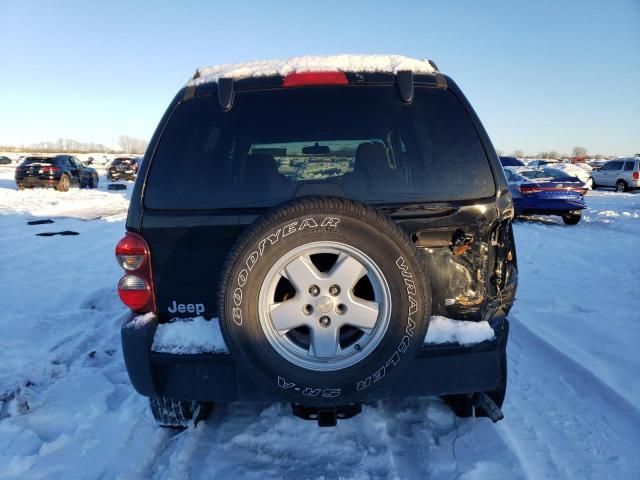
(1, 0, 638, 155)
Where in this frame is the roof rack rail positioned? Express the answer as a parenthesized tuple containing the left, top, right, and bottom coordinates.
(426, 60, 448, 88)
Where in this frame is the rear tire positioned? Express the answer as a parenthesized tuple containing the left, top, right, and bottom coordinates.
(562, 211, 582, 225)
(616, 180, 627, 192)
(149, 397, 213, 428)
(56, 174, 70, 192)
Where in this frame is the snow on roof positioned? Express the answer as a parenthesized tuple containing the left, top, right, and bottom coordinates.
(189, 54, 437, 86)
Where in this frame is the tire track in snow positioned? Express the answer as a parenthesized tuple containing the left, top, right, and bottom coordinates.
(496, 316, 640, 479)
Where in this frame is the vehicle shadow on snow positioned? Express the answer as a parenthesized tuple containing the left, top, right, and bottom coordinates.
(0, 176, 18, 190)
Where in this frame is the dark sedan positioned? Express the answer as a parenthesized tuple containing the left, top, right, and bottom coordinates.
(15, 155, 99, 192)
(504, 167, 586, 224)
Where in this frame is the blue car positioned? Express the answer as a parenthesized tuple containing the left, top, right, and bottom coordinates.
(504, 167, 586, 224)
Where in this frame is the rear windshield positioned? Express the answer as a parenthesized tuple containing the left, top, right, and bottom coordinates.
(22, 157, 55, 165)
(145, 85, 495, 209)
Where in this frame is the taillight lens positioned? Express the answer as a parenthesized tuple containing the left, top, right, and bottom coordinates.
(633, 171, 639, 180)
(115, 232, 155, 312)
(118, 275, 151, 310)
(116, 233, 147, 271)
(283, 71, 349, 87)
(41, 166, 60, 174)
(519, 185, 542, 195)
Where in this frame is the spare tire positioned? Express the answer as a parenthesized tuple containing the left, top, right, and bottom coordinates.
(218, 197, 431, 405)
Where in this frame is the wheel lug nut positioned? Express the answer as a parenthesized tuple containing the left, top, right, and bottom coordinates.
(336, 304, 347, 315)
(319, 316, 331, 327)
(309, 285, 320, 296)
(303, 304, 314, 315)
(329, 285, 340, 296)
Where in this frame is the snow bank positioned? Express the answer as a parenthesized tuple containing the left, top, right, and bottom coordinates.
(151, 314, 493, 354)
(189, 54, 436, 86)
(152, 317, 228, 354)
(424, 316, 495, 346)
(126, 312, 156, 329)
(0, 169, 130, 221)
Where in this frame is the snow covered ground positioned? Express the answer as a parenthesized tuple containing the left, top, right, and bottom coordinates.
(1, 165, 639, 479)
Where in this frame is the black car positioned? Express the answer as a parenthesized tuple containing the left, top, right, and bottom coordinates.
(107, 157, 140, 181)
(15, 155, 99, 191)
(0, 155, 12, 165)
(117, 56, 518, 428)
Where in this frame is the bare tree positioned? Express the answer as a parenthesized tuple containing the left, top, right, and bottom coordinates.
(548, 150, 559, 159)
(512, 150, 524, 158)
(118, 135, 148, 154)
(496, 148, 504, 156)
(572, 146, 588, 158)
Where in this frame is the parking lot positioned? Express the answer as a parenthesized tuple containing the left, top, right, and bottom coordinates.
(1, 164, 639, 479)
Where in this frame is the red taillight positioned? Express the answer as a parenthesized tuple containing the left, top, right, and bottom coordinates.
(116, 233, 147, 271)
(283, 71, 349, 88)
(118, 275, 151, 310)
(42, 166, 60, 174)
(116, 232, 155, 312)
(519, 185, 542, 195)
(633, 172, 639, 180)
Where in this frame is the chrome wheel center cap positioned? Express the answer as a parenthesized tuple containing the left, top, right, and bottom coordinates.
(316, 296, 334, 314)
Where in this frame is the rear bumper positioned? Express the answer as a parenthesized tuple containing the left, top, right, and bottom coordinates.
(16, 176, 58, 187)
(108, 170, 136, 180)
(515, 198, 585, 216)
(121, 315, 509, 402)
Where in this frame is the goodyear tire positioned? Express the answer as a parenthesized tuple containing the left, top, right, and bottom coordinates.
(218, 197, 431, 405)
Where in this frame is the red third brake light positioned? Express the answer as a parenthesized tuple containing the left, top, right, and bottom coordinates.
(115, 232, 155, 312)
(283, 71, 349, 88)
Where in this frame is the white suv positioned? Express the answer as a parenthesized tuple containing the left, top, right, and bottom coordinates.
(591, 157, 640, 192)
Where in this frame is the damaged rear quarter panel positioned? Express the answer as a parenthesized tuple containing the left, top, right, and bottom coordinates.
(389, 198, 512, 321)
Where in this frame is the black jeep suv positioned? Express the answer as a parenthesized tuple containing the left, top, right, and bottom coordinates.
(15, 155, 99, 191)
(118, 56, 518, 427)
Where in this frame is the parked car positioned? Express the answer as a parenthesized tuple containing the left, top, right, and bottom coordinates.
(499, 156, 525, 167)
(117, 55, 517, 428)
(590, 157, 640, 192)
(15, 155, 99, 191)
(527, 159, 559, 168)
(504, 167, 586, 224)
(0, 155, 12, 165)
(107, 157, 141, 181)
(549, 162, 592, 187)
